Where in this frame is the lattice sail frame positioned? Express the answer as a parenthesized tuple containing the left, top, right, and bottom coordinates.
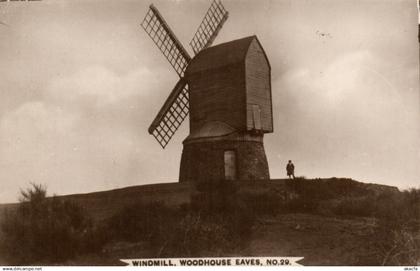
(141, 4, 191, 77)
(148, 80, 189, 148)
(189, 0, 229, 55)
(141, 1, 228, 148)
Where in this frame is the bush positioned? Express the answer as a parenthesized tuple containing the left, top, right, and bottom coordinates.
(190, 179, 240, 216)
(102, 180, 255, 257)
(287, 178, 373, 200)
(167, 210, 253, 257)
(370, 188, 420, 265)
(240, 191, 283, 217)
(178, 180, 254, 256)
(104, 201, 180, 244)
(0, 183, 103, 264)
(282, 178, 378, 215)
(332, 196, 376, 217)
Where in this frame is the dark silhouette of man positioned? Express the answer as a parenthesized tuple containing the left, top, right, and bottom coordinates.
(286, 160, 295, 179)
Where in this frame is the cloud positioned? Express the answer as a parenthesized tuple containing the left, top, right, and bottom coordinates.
(0, 102, 77, 202)
(267, 50, 419, 186)
(44, 65, 176, 130)
(0, 0, 417, 203)
(0, 65, 180, 203)
(0, 99, 150, 203)
(276, 50, 414, 129)
(47, 66, 159, 107)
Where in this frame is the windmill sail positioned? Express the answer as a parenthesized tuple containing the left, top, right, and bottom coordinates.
(141, 5, 191, 77)
(148, 79, 189, 148)
(189, 0, 229, 55)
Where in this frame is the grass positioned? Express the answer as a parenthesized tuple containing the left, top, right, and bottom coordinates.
(0, 178, 418, 265)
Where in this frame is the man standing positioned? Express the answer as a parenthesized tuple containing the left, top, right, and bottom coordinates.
(286, 160, 295, 179)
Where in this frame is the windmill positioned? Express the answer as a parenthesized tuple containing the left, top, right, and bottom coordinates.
(141, 1, 273, 183)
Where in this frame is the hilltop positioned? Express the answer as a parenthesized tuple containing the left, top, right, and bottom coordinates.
(1, 178, 417, 266)
(0, 178, 397, 222)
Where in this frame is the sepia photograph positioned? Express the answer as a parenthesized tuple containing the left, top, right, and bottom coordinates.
(0, 0, 419, 267)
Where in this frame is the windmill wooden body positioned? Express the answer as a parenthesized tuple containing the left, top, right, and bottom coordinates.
(141, 1, 273, 183)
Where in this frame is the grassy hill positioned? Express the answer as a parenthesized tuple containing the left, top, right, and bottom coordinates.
(0, 178, 417, 266)
(0, 178, 398, 222)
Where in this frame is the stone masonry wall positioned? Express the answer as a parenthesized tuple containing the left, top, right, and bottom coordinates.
(179, 134, 270, 183)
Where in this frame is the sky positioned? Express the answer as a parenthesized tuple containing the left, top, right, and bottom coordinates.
(0, 0, 418, 203)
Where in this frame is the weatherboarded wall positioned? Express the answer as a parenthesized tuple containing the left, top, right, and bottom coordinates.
(188, 63, 246, 133)
(186, 36, 272, 134)
(245, 39, 273, 132)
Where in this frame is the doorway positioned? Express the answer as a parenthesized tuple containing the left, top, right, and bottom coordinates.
(224, 150, 237, 180)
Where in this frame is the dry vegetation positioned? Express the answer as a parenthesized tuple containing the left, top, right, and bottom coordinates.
(0, 184, 104, 265)
(0, 178, 418, 265)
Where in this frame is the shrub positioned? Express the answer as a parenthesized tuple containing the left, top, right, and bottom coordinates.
(370, 188, 420, 265)
(283, 178, 378, 215)
(167, 180, 254, 257)
(190, 179, 239, 215)
(240, 191, 283, 217)
(104, 201, 180, 244)
(332, 196, 376, 217)
(0, 183, 102, 264)
(103, 180, 255, 257)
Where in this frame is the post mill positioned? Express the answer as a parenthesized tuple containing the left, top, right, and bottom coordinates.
(141, 0, 273, 183)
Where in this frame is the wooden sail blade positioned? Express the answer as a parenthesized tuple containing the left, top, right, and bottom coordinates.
(141, 4, 191, 77)
(189, 0, 229, 55)
(148, 79, 189, 148)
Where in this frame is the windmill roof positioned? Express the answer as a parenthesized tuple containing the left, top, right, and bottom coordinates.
(186, 35, 268, 75)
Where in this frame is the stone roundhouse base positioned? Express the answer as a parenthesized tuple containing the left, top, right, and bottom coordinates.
(179, 132, 270, 183)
